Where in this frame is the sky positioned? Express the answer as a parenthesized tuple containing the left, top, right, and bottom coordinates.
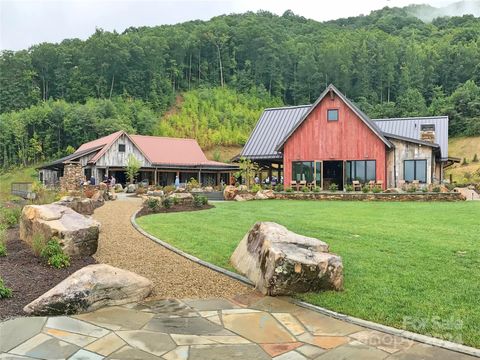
(0, 0, 461, 51)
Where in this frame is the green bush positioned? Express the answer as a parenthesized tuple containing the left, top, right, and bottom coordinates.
(274, 184, 284, 192)
(313, 186, 321, 193)
(372, 186, 382, 193)
(40, 237, 70, 269)
(163, 185, 175, 193)
(422, 187, 428, 193)
(0, 242, 6, 257)
(432, 186, 441, 193)
(345, 185, 354, 192)
(172, 196, 180, 205)
(193, 194, 209, 207)
(163, 197, 173, 209)
(0, 225, 6, 257)
(285, 187, 293, 193)
(361, 185, 370, 193)
(0, 277, 12, 299)
(146, 197, 162, 212)
(0, 207, 21, 228)
(329, 183, 338, 192)
(302, 186, 309, 193)
(186, 177, 200, 190)
(251, 184, 261, 192)
(407, 185, 417, 193)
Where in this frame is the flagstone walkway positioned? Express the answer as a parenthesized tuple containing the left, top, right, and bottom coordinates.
(1, 296, 477, 360)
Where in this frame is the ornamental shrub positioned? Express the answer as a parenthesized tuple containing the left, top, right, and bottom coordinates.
(251, 184, 261, 192)
(285, 187, 293, 193)
(372, 186, 382, 193)
(361, 185, 370, 193)
(345, 184, 354, 192)
(147, 197, 162, 212)
(163, 185, 175, 194)
(193, 194, 208, 207)
(432, 186, 441, 193)
(329, 183, 338, 192)
(163, 197, 173, 209)
(40, 237, 70, 269)
(275, 184, 284, 192)
(313, 186, 320, 193)
(0, 207, 21, 229)
(302, 186, 309, 193)
(0, 277, 12, 299)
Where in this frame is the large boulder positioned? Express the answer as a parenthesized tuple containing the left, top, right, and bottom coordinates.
(20, 204, 100, 256)
(54, 196, 103, 215)
(255, 190, 275, 200)
(231, 222, 343, 295)
(223, 185, 238, 200)
(23, 264, 153, 315)
(168, 192, 193, 205)
(126, 183, 136, 193)
(235, 193, 255, 201)
(147, 190, 164, 197)
(114, 183, 123, 192)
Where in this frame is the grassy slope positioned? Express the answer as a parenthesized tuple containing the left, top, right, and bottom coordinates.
(446, 136, 480, 182)
(137, 200, 480, 347)
(0, 167, 37, 202)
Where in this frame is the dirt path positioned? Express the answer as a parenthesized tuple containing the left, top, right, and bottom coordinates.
(92, 196, 254, 299)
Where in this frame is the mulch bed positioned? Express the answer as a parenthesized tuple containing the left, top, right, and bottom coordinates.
(0, 228, 96, 320)
(136, 203, 214, 218)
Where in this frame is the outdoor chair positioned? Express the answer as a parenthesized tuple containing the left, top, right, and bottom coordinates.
(368, 180, 375, 189)
(352, 180, 362, 191)
(291, 180, 299, 191)
(375, 180, 383, 189)
(307, 181, 315, 190)
(299, 180, 307, 190)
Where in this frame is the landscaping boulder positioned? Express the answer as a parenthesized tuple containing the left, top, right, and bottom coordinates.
(204, 186, 214, 192)
(20, 204, 100, 256)
(168, 192, 194, 205)
(54, 196, 103, 215)
(255, 190, 275, 200)
(114, 183, 123, 192)
(231, 222, 343, 295)
(23, 264, 153, 315)
(224, 185, 238, 200)
(234, 193, 254, 201)
(126, 184, 136, 193)
(147, 190, 164, 197)
(107, 192, 117, 201)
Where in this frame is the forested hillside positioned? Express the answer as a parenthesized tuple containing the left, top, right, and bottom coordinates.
(1, 5, 480, 169)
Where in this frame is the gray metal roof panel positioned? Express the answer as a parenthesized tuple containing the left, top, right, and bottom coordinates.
(373, 116, 448, 159)
(240, 105, 310, 159)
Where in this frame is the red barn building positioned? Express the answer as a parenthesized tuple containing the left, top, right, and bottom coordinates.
(241, 84, 454, 190)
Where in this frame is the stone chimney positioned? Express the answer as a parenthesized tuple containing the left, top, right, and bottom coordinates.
(60, 162, 85, 191)
(420, 124, 436, 143)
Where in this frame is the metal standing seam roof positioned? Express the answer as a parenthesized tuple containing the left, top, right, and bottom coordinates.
(275, 84, 393, 151)
(373, 116, 449, 160)
(240, 105, 311, 160)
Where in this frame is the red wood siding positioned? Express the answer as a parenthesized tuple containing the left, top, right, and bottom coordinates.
(283, 92, 387, 188)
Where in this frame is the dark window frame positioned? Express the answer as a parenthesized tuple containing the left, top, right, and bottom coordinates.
(118, 144, 126, 152)
(346, 160, 376, 183)
(291, 161, 321, 186)
(420, 124, 435, 132)
(404, 159, 427, 183)
(327, 109, 339, 121)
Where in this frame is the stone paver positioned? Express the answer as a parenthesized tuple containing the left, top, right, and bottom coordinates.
(1, 298, 478, 360)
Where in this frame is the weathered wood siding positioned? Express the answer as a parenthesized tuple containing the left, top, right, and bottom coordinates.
(386, 138, 436, 186)
(283, 92, 387, 188)
(96, 134, 151, 167)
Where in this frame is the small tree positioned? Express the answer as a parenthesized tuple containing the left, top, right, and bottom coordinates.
(235, 157, 259, 188)
(472, 153, 478, 163)
(125, 154, 141, 184)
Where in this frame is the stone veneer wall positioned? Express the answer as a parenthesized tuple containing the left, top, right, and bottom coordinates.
(273, 192, 465, 202)
(60, 163, 85, 191)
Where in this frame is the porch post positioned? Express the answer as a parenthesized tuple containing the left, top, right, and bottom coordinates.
(197, 168, 201, 184)
(154, 168, 157, 185)
(216, 172, 220, 186)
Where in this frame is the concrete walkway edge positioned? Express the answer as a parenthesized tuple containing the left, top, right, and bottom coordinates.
(131, 209, 480, 358)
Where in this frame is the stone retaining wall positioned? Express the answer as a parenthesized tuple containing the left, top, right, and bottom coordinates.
(273, 192, 465, 202)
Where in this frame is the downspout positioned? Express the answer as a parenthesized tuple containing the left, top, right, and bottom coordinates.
(393, 146, 397, 188)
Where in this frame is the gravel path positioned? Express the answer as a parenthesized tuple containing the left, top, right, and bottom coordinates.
(92, 196, 255, 299)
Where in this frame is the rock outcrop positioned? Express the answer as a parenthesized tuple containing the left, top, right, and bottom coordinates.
(234, 193, 255, 201)
(20, 204, 100, 256)
(168, 192, 194, 205)
(23, 264, 153, 315)
(255, 189, 275, 200)
(223, 185, 238, 200)
(54, 196, 103, 215)
(231, 222, 343, 295)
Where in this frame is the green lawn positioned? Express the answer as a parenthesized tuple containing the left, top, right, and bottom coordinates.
(0, 166, 37, 202)
(137, 200, 480, 347)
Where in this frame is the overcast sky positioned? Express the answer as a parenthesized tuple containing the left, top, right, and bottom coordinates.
(0, 0, 458, 51)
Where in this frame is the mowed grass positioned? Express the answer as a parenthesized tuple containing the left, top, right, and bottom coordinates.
(137, 200, 480, 347)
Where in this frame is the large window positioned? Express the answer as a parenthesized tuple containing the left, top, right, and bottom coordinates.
(292, 161, 313, 182)
(346, 160, 376, 183)
(327, 109, 339, 121)
(404, 160, 427, 183)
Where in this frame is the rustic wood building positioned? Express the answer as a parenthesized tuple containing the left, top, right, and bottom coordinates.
(39, 131, 237, 187)
(240, 84, 456, 189)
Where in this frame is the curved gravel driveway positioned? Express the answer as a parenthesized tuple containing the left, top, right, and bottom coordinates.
(92, 195, 255, 299)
